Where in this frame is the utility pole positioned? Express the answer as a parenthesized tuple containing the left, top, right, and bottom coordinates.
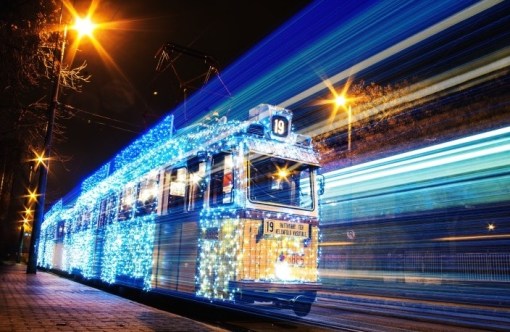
(26, 24, 67, 274)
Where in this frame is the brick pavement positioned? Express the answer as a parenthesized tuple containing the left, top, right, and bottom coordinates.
(0, 262, 228, 332)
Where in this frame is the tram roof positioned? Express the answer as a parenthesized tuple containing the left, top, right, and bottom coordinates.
(43, 105, 319, 223)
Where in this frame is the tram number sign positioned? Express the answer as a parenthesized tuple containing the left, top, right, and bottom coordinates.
(263, 219, 309, 238)
(271, 115, 289, 137)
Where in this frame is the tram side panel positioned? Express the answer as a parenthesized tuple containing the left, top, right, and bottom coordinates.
(177, 221, 199, 293)
(152, 218, 181, 291)
(152, 217, 199, 294)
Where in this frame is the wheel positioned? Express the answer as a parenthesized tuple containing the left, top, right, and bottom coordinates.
(292, 295, 312, 317)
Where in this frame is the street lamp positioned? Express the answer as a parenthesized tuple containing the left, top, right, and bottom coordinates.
(26, 12, 97, 274)
(334, 94, 352, 152)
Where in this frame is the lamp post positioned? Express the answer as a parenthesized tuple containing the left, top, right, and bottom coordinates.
(26, 12, 96, 274)
(334, 94, 352, 153)
(347, 104, 352, 152)
(26, 22, 67, 274)
(333, 93, 354, 278)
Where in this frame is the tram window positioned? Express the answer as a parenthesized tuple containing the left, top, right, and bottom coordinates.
(135, 172, 159, 216)
(118, 184, 136, 221)
(98, 194, 117, 227)
(106, 195, 117, 224)
(56, 220, 65, 241)
(76, 208, 91, 231)
(82, 208, 91, 229)
(162, 167, 187, 214)
(249, 153, 314, 210)
(298, 168, 313, 209)
(188, 159, 207, 211)
(210, 152, 234, 207)
(98, 199, 107, 227)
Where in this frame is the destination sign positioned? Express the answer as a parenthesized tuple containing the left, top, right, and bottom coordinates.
(263, 219, 310, 238)
(271, 115, 289, 137)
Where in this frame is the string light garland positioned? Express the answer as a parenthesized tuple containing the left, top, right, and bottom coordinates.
(38, 105, 321, 301)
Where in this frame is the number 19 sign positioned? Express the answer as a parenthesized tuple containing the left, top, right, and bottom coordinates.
(271, 115, 289, 138)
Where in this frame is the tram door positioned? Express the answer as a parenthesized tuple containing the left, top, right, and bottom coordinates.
(153, 161, 205, 293)
(153, 220, 198, 293)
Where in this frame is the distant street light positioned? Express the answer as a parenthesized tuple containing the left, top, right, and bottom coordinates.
(26, 9, 97, 274)
(318, 77, 355, 154)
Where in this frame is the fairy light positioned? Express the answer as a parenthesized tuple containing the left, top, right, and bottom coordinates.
(38, 105, 320, 300)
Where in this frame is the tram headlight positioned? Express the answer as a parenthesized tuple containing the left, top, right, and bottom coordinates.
(275, 260, 291, 280)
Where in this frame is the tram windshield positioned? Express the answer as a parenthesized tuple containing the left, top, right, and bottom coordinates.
(249, 152, 315, 210)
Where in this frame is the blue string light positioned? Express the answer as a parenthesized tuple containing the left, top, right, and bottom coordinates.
(38, 106, 321, 299)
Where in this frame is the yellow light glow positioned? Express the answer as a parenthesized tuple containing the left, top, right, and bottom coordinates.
(26, 188, 39, 202)
(74, 16, 96, 38)
(277, 167, 290, 179)
(31, 150, 49, 169)
(24, 207, 33, 216)
(313, 76, 359, 126)
(335, 95, 347, 107)
(437, 234, 510, 241)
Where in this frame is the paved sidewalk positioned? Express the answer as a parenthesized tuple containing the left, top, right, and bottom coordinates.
(0, 262, 227, 332)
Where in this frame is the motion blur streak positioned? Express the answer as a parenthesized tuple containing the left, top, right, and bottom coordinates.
(321, 126, 510, 219)
(306, 49, 510, 137)
(438, 234, 510, 242)
(319, 126, 510, 287)
(158, 0, 508, 131)
(283, 0, 503, 110)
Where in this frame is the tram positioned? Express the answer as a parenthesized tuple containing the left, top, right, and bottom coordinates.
(38, 104, 322, 316)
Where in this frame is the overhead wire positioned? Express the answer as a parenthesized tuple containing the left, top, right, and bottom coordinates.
(61, 104, 142, 134)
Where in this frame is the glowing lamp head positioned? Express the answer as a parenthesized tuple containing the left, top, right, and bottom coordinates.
(274, 258, 292, 281)
(335, 95, 347, 107)
(26, 188, 38, 202)
(74, 17, 96, 38)
(24, 206, 33, 216)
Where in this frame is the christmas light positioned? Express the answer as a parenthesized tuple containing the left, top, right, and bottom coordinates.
(38, 105, 321, 302)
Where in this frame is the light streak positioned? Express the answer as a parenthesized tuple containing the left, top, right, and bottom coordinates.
(319, 242, 353, 247)
(305, 49, 510, 137)
(323, 126, 510, 193)
(281, 0, 504, 109)
(436, 234, 510, 242)
(145, 0, 504, 130)
(321, 126, 510, 221)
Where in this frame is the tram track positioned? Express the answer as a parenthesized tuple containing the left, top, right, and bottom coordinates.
(306, 291, 510, 331)
(224, 289, 510, 331)
(49, 266, 509, 331)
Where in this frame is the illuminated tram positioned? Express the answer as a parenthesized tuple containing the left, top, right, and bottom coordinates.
(38, 104, 322, 316)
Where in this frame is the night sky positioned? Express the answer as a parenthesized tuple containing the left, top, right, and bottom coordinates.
(51, 0, 311, 202)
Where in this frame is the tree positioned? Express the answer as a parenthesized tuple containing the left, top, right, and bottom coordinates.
(315, 73, 510, 172)
(0, 0, 90, 260)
